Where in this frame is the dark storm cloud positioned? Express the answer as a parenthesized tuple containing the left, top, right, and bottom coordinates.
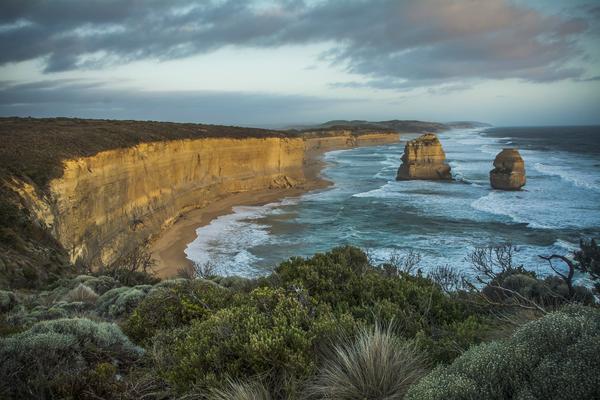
(0, 79, 354, 126)
(0, 0, 593, 87)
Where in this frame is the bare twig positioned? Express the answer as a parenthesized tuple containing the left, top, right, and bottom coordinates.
(539, 254, 575, 299)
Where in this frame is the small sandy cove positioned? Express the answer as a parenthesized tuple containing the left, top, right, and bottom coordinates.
(150, 157, 330, 278)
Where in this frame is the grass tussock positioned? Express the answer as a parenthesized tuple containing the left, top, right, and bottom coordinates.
(65, 283, 98, 304)
(207, 379, 272, 400)
(305, 323, 428, 400)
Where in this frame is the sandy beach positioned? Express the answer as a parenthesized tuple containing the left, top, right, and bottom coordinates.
(150, 156, 331, 278)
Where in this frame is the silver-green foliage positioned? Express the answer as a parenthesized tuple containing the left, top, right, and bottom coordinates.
(406, 306, 600, 400)
(65, 283, 98, 303)
(305, 324, 427, 400)
(0, 289, 18, 313)
(74, 274, 120, 295)
(0, 317, 142, 398)
(96, 285, 152, 318)
(6, 303, 71, 327)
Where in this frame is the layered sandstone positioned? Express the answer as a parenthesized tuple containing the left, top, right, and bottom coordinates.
(490, 149, 526, 190)
(396, 133, 452, 180)
(13, 131, 399, 268)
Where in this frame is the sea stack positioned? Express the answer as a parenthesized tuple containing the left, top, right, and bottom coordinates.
(396, 133, 452, 180)
(490, 149, 526, 190)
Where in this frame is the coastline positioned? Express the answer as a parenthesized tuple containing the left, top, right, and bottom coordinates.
(150, 157, 331, 278)
(149, 133, 403, 278)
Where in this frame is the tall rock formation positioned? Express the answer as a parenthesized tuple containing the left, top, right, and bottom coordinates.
(396, 133, 452, 180)
(490, 149, 526, 190)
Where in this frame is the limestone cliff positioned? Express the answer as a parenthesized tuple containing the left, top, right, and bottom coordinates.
(396, 133, 452, 180)
(490, 149, 526, 190)
(9, 131, 399, 268)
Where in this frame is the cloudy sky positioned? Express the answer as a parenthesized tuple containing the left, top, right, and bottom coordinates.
(0, 0, 599, 127)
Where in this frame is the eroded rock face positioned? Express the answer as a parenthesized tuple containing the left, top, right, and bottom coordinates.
(396, 133, 452, 180)
(15, 132, 399, 268)
(490, 149, 526, 190)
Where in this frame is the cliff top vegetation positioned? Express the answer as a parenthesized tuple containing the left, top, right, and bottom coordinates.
(1, 244, 598, 399)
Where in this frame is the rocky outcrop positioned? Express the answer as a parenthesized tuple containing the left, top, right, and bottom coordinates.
(490, 149, 526, 190)
(396, 133, 452, 180)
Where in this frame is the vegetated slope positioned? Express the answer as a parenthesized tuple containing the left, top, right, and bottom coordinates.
(445, 120, 492, 129)
(291, 119, 491, 133)
(312, 119, 450, 133)
(0, 117, 290, 189)
(1, 244, 596, 399)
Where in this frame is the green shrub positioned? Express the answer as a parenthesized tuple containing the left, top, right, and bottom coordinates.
(486, 272, 595, 307)
(305, 323, 427, 400)
(96, 285, 152, 319)
(0, 317, 142, 399)
(125, 279, 232, 343)
(406, 306, 600, 400)
(6, 303, 72, 327)
(0, 290, 18, 313)
(210, 275, 262, 292)
(106, 266, 161, 287)
(74, 274, 120, 295)
(275, 246, 466, 336)
(160, 286, 354, 394)
(416, 314, 494, 363)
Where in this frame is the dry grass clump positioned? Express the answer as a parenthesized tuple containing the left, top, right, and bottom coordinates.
(207, 379, 272, 400)
(305, 323, 428, 400)
(65, 283, 98, 304)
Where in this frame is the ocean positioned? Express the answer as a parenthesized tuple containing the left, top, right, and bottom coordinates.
(184, 126, 600, 279)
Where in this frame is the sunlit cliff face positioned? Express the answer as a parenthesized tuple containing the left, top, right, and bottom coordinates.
(0, 0, 599, 126)
(11, 131, 397, 268)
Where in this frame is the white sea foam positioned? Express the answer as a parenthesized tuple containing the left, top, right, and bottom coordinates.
(470, 191, 553, 229)
(184, 202, 285, 276)
(184, 127, 600, 277)
(534, 162, 600, 192)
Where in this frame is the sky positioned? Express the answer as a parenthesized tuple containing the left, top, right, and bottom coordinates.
(0, 0, 599, 127)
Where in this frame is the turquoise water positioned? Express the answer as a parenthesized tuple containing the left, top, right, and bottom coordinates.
(185, 127, 600, 278)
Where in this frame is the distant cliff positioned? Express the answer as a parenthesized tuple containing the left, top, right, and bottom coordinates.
(289, 119, 490, 132)
(0, 118, 404, 288)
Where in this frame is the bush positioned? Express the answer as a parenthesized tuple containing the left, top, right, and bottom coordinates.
(5, 303, 73, 328)
(406, 306, 600, 400)
(0, 290, 18, 313)
(74, 274, 120, 295)
(0, 317, 142, 399)
(484, 272, 595, 308)
(125, 279, 232, 343)
(160, 286, 354, 395)
(210, 275, 262, 292)
(275, 246, 467, 337)
(305, 323, 427, 400)
(108, 267, 160, 286)
(65, 283, 98, 304)
(96, 285, 152, 319)
(416, 314, 494, 363)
